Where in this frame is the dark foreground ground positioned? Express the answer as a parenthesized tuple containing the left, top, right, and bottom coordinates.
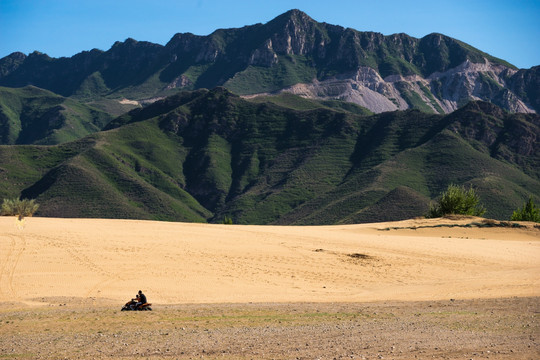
(0, 297, 538, 359)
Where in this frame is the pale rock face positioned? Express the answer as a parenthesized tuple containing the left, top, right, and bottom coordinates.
(166, 75, 193, 90)
(249, 39, 279, 66)
(427, 60, 533, 113)
(249, 59, 536, 114)
(495, 90, 533, 113)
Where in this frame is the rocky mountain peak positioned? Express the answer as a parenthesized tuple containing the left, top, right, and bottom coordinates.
(4, 51, 26, 61)
(0, 52, 27, 77)
(263, 9, 322, 56)
(270, 9, 315, 27)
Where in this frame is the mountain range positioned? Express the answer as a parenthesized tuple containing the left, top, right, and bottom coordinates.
(0, 10, 538, 224)
(1, 9, 538, 117)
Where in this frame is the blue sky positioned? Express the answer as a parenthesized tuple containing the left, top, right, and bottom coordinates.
(1, 0, 539, 69)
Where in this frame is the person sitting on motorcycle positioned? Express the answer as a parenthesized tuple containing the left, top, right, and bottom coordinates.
(135, 290, 147, 310)
(129, 294, 140, 310)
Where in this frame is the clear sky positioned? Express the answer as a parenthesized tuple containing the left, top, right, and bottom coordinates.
(1, 0, 539, 69)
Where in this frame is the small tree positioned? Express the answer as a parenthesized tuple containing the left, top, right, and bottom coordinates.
(426, 184, 486, 218)
(1, 198, 39, 219)
(511, 197, 540, 223)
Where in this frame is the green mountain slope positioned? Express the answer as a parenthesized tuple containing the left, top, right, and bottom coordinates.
(16, 121, 211, 222)
(1, 89, 537, 223)
(0, 86, 112, 145)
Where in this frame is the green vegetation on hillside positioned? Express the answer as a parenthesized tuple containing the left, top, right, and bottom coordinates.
(0, 87, 537, 224)
(224, 55, 317, 94)
(0, 86, 112, 145)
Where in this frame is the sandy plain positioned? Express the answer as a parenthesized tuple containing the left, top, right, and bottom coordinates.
(1, 216, 539, 359)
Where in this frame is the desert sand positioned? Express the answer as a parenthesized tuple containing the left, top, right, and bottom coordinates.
(1, 216, 538, 305)
(1, 216, 539, 359)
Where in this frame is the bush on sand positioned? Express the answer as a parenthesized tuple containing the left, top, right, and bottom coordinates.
(426, 184, 486, 218)
(511, 197, 540, 223)
(1, 198, 40, 220)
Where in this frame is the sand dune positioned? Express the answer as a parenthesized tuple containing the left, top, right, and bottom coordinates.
(1, 216, 539, 306)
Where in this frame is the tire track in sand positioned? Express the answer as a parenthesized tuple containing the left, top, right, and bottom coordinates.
(59, 235, 165, 301)
(35, 233, 125, 299)
(32, 233, 166, 302)
(0, 233, 26, 300)
(0, 236, 15, 298)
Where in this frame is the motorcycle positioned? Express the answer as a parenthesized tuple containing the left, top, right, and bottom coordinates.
(121, 298, 152, 311)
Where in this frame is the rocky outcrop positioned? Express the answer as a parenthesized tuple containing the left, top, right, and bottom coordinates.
(249, 59, 536, 114)
(506, 66, 540, 112)
(166, 74, 193, 89)
(249, 39, 279, 66)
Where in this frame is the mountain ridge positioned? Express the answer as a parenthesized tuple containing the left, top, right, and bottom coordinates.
(0, 9, 537, 115)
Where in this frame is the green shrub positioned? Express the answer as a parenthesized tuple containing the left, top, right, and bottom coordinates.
(426, 184, 486, 218)
(1, 198, 40, 219)
(222, 215, 234, 225)
(511, 197, 540, 223)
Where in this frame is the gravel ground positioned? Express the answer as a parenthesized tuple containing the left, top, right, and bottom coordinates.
(1, 297, 538, 359)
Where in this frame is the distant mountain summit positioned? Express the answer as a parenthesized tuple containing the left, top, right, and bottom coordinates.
(0, 9, 538, 114)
